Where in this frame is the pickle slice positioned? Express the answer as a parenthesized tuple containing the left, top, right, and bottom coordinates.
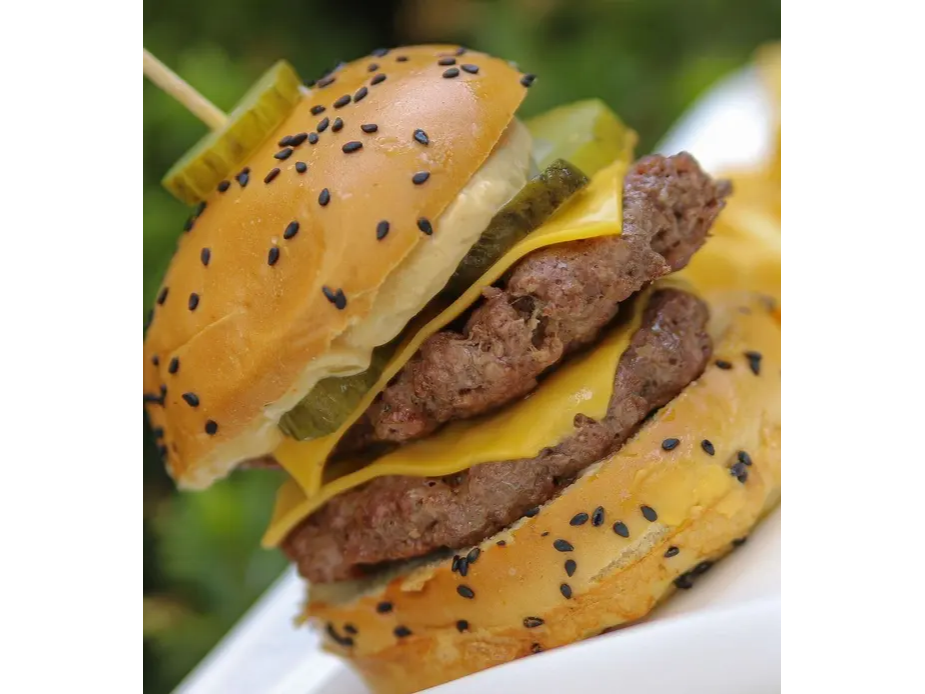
(526, 99, 636, 177)
(279, 341, 397, 441)
(443, 159, 589, 297)
(162, 61, 304, 204)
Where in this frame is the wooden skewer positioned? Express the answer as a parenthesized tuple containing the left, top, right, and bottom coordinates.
(143, 48, 228, 130)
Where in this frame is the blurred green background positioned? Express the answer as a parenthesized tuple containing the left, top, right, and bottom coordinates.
(143, 1, 779, 691)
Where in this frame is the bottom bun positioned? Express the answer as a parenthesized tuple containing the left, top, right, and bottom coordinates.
(303, 290, 781, 694)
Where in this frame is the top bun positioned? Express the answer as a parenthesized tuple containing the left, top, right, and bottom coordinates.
(143, 46, 531, 488)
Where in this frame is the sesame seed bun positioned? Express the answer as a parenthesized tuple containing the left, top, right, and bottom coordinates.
(143, 46, 532, 488)
(302, 291, 780, 694)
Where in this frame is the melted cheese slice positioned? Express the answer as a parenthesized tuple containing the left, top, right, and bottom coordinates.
(262, 157, 634, 547)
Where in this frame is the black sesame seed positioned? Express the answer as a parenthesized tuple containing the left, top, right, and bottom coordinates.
(376, 220, 390, 240)
(143, 392, 161, 405)
(553, 539, 574, 552)
(157, 444, 168, 458)
(715, 359, 733, 370)
(662, 438, 680, 451)
(283, 221, 299, 240)
(457, 557, 469, 577)
(318, 188, 331, 206)
(456, 619, 469, 633)
(531, 643, 543, 654)
(168, 357, 179, 374)
(290, 132, 308, 146)
(332, 118, 344, 132)
(343, 623, 358, 635)
(496, 540, 507, 547)
(370, 73, 386, 85)
(442, 67, 460, 78)
(307, 132, 319, 145)
(692, 561, 713, 576)
(524, 506, 539, 518)
(730, 462, 749, 483)
(333, 94, 350, 109)
(152, 426, 164, 438)
(612, 522, 629, 538)
(520, 73, 536, 87)
(451, 555, 460, 573)
(278, 135, 294, 147)
(664, 546, 680, 558)
(641, 505, 658, 522)
(205, 420, 218, 435)
(674, 573, 695, 590)
(701, 439, 715, 456)
(467, 547, 481, 565)
(274, 147, 293, 160)
(565, 559, 577, 577)
(457, 585, 475, 599)
(417, 217, 433, 235)
(334, 289, 347, 310)
(591, 506, 605, 527)
(200, 248, 211, 266)
(393, 625, 411, 638)
(371, 48, 389, 57)
(264, 167, 281, 184)
(325, 624, 354, 647)
(217, 180, 230, 193)
(322, 286, 337, 303)
(360, 123, 378, 133)
(151, 355, 159, 367)
(737, 450, 752, 466)
(194, 201, 207, 217)
(342, 141, 363, 153)
(412, 171, 431, 185)
(560, 583, 573, 599)
(541, 531, 550, 537)
(188, 293, 199, 311)
(397, 55, 408, 62)
(317, 75, 335, 88)
(523, 617, 544, 629)
(367, 63, 379, 72)
(413, 128, 429, 145)
(376, 601, 393, 614)
(156, 287, 169, 305)
(182, 392, 199, 407)
(160, 384, 167, 399)
(295, 161, 307, 173)
(268, 247, 280, 266)
(317, 117, 330, 132)
(438, 57, 457, 66)
(354, 86, 368, 102)
(311, 104, 326, 115)
(570, 513, 589, 526)
(455, 47, 467, 56)
(236, 168, 250, 187)
(732, 537, 748, 548)
(461, 64, 480, 74)
(745, 351, 762, 375)
(183, 216, 195, 232)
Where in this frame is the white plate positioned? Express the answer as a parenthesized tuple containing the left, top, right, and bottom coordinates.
(175, 65, 779, 694)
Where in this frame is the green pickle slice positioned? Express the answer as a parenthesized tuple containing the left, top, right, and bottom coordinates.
(526, 98, 635, 177)
(278, 341, 398, 441)
(162, 61, 304, 205)
(442, 158, 588, 297)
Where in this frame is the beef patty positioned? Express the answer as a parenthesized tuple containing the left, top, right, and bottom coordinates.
(284, 287, 712, 583)
(345, 152, 728, 450)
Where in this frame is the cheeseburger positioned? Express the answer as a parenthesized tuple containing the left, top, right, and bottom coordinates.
(143, 45, 781, 693)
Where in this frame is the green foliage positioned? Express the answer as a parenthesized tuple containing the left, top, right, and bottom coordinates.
(143, 2, 779, 692)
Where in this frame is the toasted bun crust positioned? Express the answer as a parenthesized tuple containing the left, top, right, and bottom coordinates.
(304, 291, 780, 694)
(143, 46, 530, 488)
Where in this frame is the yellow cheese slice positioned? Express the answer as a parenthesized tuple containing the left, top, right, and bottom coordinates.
(273, 157, 630, 488)
(263, 287, 647, 547)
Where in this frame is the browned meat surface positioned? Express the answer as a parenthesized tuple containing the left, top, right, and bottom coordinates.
(283, 288, 712, 583)
(352, 152, 728, 447)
